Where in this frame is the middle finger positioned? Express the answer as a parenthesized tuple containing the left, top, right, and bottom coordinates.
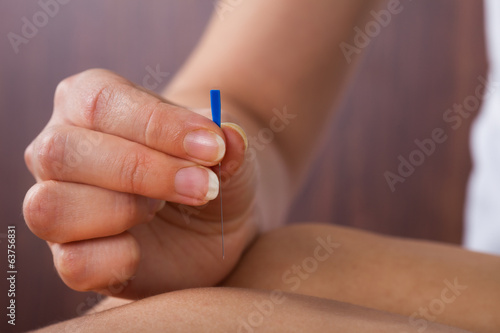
(31, 125, 219, 205)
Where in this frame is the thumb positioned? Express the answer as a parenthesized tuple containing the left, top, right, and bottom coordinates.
(207, 122, 255, 219)
(219, 122, 248, 181)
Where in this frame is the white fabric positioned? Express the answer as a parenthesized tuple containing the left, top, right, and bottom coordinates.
(464, 0, 500, 255)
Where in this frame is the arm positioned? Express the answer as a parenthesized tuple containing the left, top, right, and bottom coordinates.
(33, 288, 467, 333)
(24, 0, 385, 297)
(37, 222, 495, 333)
(62, 224, 498, 332)
(164, 0, 383, 227)
(223, 224, 500, 333)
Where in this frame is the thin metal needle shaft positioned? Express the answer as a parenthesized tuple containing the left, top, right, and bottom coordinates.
(219, 162, 224, 259)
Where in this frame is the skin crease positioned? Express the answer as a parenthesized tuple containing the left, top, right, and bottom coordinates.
(32, 224, 500, 332)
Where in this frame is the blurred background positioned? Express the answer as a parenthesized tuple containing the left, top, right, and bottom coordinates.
(0, 0, 487, 332)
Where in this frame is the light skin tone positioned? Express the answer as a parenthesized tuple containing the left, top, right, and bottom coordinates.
(33, 224, 499, 332)
(24, 0, 382, 298)
(33, 289, 467, 333)
(22, 0, 498, 331)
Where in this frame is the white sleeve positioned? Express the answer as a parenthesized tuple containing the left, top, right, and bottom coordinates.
(464, 0, 500, 255)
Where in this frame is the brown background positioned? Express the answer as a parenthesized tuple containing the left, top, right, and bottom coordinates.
(0, 1, 487, 332)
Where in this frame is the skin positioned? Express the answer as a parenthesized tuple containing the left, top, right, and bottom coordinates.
(224, 224, 500, 332)
(34, 289, 467, 333)
(24, 71, 255, 297)
(33, 224, 500, 332)
(23, 0, 384, 297)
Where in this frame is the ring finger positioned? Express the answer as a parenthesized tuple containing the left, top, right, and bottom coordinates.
(24, 180, 165, 243)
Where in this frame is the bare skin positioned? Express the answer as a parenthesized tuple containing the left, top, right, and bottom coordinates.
(23, 0, 384, 297)
(34, 288, 468, 333)
(224, 224, 500, 332)
(33, 224, 500, 332)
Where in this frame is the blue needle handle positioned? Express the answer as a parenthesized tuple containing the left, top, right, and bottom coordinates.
(210, 89, 224, 259)
(210, 90, 221, 127)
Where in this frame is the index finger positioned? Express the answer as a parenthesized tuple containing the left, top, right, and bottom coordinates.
(52, 69, 225, 165)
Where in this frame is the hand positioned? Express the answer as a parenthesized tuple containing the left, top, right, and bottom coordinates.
(23, 69, 258, 298)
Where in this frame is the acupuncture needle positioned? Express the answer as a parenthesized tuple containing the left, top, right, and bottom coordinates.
(210, 89, 224, 260)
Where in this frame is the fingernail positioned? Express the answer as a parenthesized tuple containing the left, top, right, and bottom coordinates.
(184, 130, 225, 162)
(175, 167, 219, 201)
(222, 123, 248, 151)
(148, 199, 165, 215)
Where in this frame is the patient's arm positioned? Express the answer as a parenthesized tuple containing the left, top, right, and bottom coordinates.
(33, 224, 497, 332)
(34, 287, 467, 333)
(223, 224, 500, 333)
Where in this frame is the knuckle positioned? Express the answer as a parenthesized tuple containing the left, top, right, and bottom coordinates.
(79, 68, 115, 79)
(54, 76, 74, 108)
(23, 182, 57, 240)
(59, 69, 125, 130)
(117, 194, 143, 228)
(118, 149, 151, 194)
(83, 83, 116, 129)
(143, 101, 165, 146)
(76, 69, 126, 130)
(54, 244, 91, 291)
(76, 68, 101, 77)
(24, 144, 33, 171)
(34, 127, 69, 179)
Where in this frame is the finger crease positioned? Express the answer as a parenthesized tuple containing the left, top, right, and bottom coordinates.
(143, 101, 163, 147)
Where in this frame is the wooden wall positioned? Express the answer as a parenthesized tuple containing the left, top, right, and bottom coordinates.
(287, 0, 487, 245)
(0, 1, 486, 331)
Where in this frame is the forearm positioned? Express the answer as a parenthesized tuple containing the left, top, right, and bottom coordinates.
(163, 0, 383, 226)
(223, 224, 500, 332)
(33, 288, 467, 333)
